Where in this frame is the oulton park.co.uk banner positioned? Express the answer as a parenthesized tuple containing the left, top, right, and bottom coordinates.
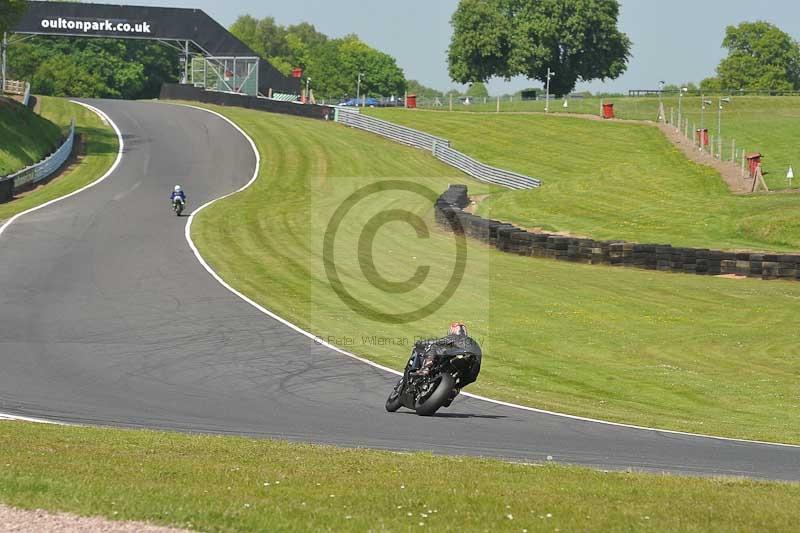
(40, 17, 152, 35)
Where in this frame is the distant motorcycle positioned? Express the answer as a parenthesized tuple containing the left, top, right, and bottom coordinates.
(385, 340, 481, 416)
(172, 196, 185, 216)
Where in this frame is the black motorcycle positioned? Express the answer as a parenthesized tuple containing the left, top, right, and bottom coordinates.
(385, 342, 481, 416)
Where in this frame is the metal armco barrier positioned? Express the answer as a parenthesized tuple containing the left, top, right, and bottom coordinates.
(433, 142, 540, 190)
(337, 109, 449, 152)
(336, 109, 540, 190)
(0, 119, 75, 201)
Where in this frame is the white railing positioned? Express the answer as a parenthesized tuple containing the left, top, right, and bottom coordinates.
(337, 108, 450, 152)
(1, 120, 75, 190)
(335, 108, 540, 189)
(432, 142, 540, 190)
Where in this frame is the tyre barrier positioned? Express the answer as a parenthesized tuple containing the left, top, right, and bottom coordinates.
(434, 185, 800, 282)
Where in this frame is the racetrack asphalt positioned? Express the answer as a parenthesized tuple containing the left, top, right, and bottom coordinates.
(1, 99, 798, 481)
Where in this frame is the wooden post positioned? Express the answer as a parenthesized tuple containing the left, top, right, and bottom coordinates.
(449, 93, 453, 112)
(496, 95, 500, 113)
(755, 164, 769, 192)
(731, 139, 735, 162)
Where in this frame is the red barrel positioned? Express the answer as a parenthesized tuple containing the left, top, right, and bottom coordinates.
(602, 102, 614, 119)
(406, 94, 417, 109)
(746, 153, 762, 177)
(696, 128, 709, 146)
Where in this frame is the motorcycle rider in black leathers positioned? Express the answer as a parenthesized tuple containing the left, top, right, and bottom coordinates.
(409, 322, 481, 387)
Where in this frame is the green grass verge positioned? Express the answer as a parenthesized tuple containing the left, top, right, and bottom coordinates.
(1, 422, 799, 532)
(0, 96, 118, 223)
(367, 108, 800, 252)
(0, 97, 61, 176)
(189, 103, 800, 444)
(409, 95, 800, 190)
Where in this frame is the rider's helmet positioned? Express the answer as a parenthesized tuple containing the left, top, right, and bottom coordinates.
(174, 185, 182, 192)
(448, 322, 467, 336)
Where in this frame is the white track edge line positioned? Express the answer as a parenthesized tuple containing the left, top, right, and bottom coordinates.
(0, 101, 123, 238)
(0, 413, 65, 425)
(0, 100, 123, 425)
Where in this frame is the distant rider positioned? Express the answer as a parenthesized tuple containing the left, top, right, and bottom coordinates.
(171, 185, 186, 206)
(409, 322, 481, 387)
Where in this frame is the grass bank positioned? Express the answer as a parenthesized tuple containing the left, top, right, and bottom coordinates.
(0, 96, 118, 223)
(0, 97, 61, 176)
(368, 108, 800, 252)
(189, 103, 800, 444)
(1, 422, 799, 532)
(407, 95, 800, 190)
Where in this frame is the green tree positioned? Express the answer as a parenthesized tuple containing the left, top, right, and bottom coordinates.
(32, 55, 106, 97)
(9, 36, 178, 99)
(700, 77, 722, 93)
(313, 35, 405, 97)
(0, 0, 27, 36)
(229, 16, 405, 97)
(448, 0, 631, 96)
(229, 15, 263, 56)
(230, 15, 289, 60)
(465, 82, 489, 98)
(715, 21, 800, 91)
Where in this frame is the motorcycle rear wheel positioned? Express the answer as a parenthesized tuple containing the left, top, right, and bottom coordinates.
(414, 373, 455, 416)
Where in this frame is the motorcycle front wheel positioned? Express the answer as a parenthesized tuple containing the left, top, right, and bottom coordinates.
(385, 378, 404, 412)
(414, 372, 455, 416)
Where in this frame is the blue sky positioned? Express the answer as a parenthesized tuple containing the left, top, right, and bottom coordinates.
(111, 0, 800, 94)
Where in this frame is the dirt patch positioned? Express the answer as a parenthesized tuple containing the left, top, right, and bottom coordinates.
(715, 274, 748, 280)
(656, 122, 751, 193)
(0, 504, 191, 532)
(463, 194, 488, 214)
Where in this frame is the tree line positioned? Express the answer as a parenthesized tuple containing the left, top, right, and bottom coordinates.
(228, 15, 406, 98)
